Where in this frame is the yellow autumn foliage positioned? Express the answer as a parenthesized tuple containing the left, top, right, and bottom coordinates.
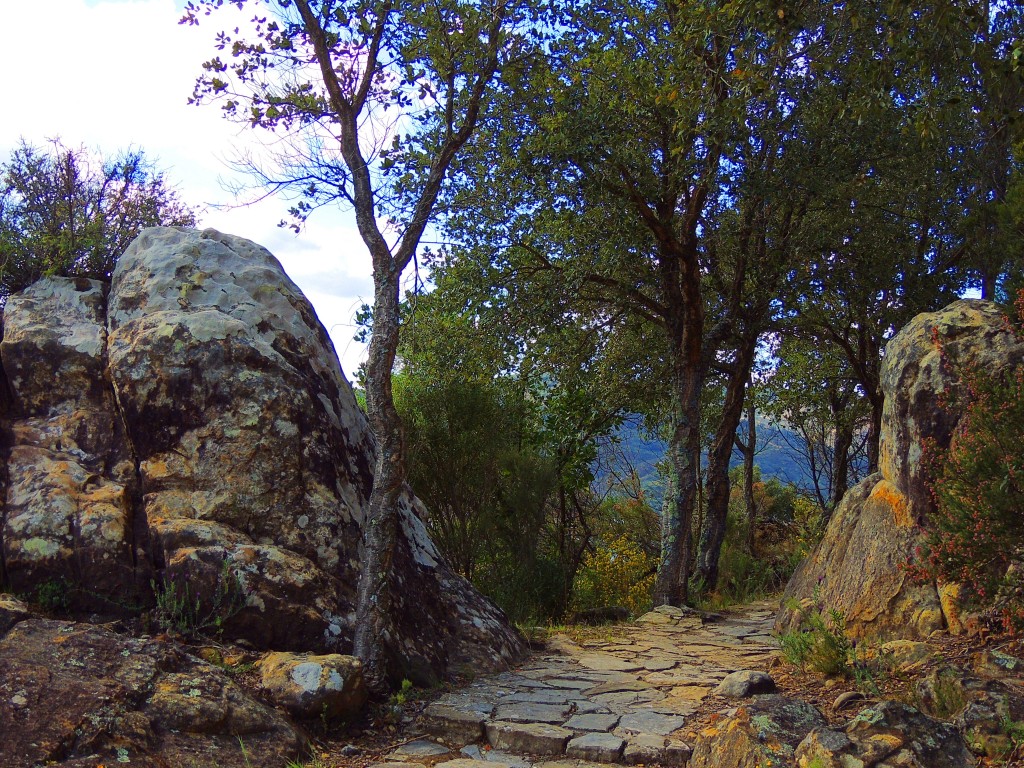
(571, 534, 657, 618)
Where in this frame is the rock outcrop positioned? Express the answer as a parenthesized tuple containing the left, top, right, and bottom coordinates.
(0, 617, 302, 768)
(777, 300, 1024, 640)
(0, 227, 523, 683)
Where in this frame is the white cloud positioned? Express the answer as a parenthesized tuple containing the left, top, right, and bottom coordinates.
(1, 0, 370, 378)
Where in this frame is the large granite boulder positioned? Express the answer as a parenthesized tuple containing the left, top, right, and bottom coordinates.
(0, 227, 523, 684)
(778, 300, 1024, 640)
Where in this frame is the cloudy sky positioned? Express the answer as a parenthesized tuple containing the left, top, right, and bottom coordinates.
(1, 0, 373, 378)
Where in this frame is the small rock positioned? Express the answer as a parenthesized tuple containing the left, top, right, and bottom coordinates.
(341, 744, 361, 756)
(259, 651, 367, 720)
(714, 670, 776, 698)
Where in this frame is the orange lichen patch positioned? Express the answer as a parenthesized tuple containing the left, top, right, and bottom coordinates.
(869, 481, 913, 528)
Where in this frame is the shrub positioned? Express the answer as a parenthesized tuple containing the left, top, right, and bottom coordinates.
(571, 534, 657, 618)
(915, 292, 1024, 632)
(779, 590, 852, 678)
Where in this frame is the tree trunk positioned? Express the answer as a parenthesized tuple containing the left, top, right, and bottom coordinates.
(696, 335, 757, 592)
(653, 320, 704, 607)
(828, 421, 854, 516)
(743, 397, 757, 556)
(352, 265, 404, 693)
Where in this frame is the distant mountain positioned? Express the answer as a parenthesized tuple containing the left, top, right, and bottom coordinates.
(596, 418, 813, 507)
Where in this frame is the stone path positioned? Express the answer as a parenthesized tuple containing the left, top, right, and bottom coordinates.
(373, 601, 779, 767)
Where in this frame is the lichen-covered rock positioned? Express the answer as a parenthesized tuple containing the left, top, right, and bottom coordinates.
(259, 651, 367, 719)
(689, 694, 826, 768)
(797, 702, 976, 768)
(776, 474, 944, 640)
(0, 227, 523, 684)
(878, 300, 1024, 518)
(778, 300, 1024, 641)
(843, 702, 975, 767)
(1, 278, 144, 610)
(0, 618, 301, 768)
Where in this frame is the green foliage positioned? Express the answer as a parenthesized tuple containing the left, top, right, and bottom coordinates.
(33, 577, 72, 614)
(779, 593, 852, 678)
(151, 560, 249, 640)
(916, 294, 1024, 632)
(0, 138, 196, 302)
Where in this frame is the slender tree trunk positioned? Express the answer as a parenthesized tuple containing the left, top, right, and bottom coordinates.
(828, 422, 854, 516)
(352, 265, 404, 692)
(696, 335, 757, 592)
(653, 319, 704, 607)
(743, 397, 757, 557)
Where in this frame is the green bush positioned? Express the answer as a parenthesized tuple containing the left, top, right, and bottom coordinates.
(779, 591, 852, 678)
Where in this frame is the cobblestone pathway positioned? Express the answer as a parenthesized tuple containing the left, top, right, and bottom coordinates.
(373, 600, 779, 767)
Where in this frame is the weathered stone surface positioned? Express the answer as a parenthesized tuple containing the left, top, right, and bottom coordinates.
(777, 475, 945, 641)
(390, 739, 452, 758)
(714, 669, 776, 698)
(0, 618, 301, 768)
(424, 702, 487, 744)
(563, 712, 620, 732)
(486, 721, 574, 755)
(0, 594, 30, 637)
(842, 701, 975, 767)
(689, 695, 827, 768)
(565, 732, 625, 762)
(259, 651, 366, 719)
(615, 710, 686, 736)
(494, 701, 574, 724)
(1, 278, 143, 610)
(460, 744, 532, 767)
(779, 300, 1024, 642)
(1, 227, 524, 683)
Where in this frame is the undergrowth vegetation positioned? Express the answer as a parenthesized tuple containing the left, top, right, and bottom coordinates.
(914, 290, 1024, 632)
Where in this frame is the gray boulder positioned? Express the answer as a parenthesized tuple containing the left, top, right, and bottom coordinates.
(0, 227, 524, 683)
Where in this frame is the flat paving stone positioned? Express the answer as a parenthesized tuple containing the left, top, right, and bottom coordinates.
(424, 702, 487, 744)
(437, 760, 518, 768)
(486, 721, 573, 755)
(544, 678, 595, 690)
(566, 732, 625, 763)
(506, 689, 575, 705)
(390, 739, 452, 758)
(493, 701, 572, 724)
(461, 745, 532, 767)
(563, 713, 620, 732)
(583, 680, 649, 696)
(576, 654, 642, 672)
(615, 711, 686, 736)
